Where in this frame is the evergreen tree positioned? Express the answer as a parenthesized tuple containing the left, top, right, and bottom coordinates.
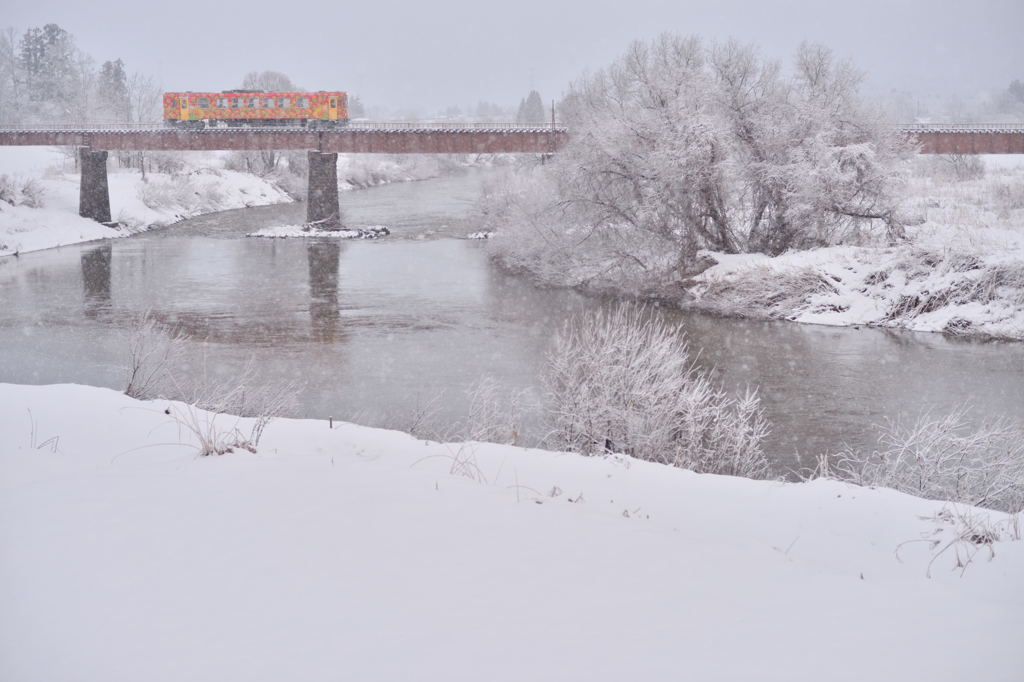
(97, 59, 129, 121)
(516, 90, 546, 125)
(1009, 80, 1024, 105)
(347, 94, 365, 118)
(19, 24, 75, 104)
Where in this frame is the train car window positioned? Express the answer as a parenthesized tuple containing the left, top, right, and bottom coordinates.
(330, 99, 336, 108)
(216, 97, 228, 108)
(279, 98, 290, 108)
(263, 98, 274, 108)
(198, 97, 210, 108)
(231, 98, 239, 109)
(297, 97, 309, 108)
(250, 97, 259, 108)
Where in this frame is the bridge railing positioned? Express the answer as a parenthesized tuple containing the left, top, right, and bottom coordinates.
(0, 122, 164, 130)
(2, 121, 1018, 135)
(0, 121, 568, 133)
(347, 121, 564, 131)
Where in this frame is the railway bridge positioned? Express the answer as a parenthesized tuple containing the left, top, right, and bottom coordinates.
(0, 122, 1020, 226)
(0, 122, 567, 227)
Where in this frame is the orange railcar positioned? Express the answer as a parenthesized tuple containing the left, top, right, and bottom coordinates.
(163, 90, 348, 129)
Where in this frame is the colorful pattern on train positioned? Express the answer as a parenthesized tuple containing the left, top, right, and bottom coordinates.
(163, 91, 348, 128)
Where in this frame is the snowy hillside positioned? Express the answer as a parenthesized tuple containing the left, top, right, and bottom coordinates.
(1, 383, 1020, 682)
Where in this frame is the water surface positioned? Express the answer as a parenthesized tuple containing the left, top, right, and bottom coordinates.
(1, 168, 1022, 469)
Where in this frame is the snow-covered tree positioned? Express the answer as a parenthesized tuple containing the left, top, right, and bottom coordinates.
(485, 36, 913, 290)
(515, 90, 545, 125)
(241, 70, 301, 92)
(96, 59, 129, 122)
(236, 71, 305, 173)
(18, 24, 81, 120)
(348, 94, 366, 118)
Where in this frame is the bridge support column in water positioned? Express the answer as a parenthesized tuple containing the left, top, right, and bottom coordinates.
(78, 147, 112, 224)
(306, 151, 342, 230)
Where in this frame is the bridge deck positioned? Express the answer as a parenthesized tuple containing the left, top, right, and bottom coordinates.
(0, 124, 568, 154)
(0, 123, 1020, 153)
(904, 125, 1024, 154)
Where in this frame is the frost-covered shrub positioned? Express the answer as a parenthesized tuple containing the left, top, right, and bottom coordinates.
(123, 311, 187, 399)
(918, 154, 987, 182)
(459, 376, 531, 446)
(828, 406, 1024, 513)
(0, 176, 15, 206)
(137, 174, 226, 214)
(148, 152, 187, 175)
(136, 177, 181, 211)
(193, 181, 226, 214)
(543, 305, 771, 478)
(990, 180, 1024, 212)
(0, 174, 45, 208)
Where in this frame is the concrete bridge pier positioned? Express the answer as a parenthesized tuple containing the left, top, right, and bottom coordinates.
(78, 147, 112, 224)
(307, 150, 342, 230)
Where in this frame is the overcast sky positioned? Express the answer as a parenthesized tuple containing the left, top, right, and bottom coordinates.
(5, 0, 1022, 114)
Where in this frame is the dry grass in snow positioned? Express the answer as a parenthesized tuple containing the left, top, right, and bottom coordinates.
(688, 157, 1024, 340)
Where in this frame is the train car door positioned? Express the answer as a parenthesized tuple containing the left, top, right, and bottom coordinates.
(328, 96, 339, 121)
(180, 96, 189, 120)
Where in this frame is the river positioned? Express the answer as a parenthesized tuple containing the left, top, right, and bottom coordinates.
(1, 168, 1022, 470)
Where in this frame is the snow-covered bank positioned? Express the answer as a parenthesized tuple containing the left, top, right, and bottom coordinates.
(0, 147, 291, 257)
(689, 161, 1024, 340)
(1, 382, 1021, 682)
(484, 157, 1024, 340)
(689, 241, 1024, 340)
(0, 148, 497, 258)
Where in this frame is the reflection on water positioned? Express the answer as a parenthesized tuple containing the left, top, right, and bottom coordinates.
(80, 243, 112, 317)
(0, 168, 1022, 470)
(307, 241, 342, 341)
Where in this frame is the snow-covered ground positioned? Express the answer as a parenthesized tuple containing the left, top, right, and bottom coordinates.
(689, 157, 1024, 340)
(0, 147, 291, 257)
(248, 224, 390, 239)
(1, 382, 1021, 681)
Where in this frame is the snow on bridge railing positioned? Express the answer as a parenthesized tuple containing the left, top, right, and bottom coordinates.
(0, 122, 1018, 135)
(0, 122, 163, 130)
(899, 122, 1024, 133)
(346, 121, 565, 131)
(0, 121, 568, 133)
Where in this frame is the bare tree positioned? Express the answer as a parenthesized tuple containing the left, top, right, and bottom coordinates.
(241, 70, 301, 92)
(237, 71, 304, 173)
(125, 72, 161, 176)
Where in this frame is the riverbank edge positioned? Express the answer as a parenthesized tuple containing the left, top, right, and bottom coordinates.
(680, 244, 1024, 342)
(484, 241, 1024, 343)
(0, 150, 497, 259)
